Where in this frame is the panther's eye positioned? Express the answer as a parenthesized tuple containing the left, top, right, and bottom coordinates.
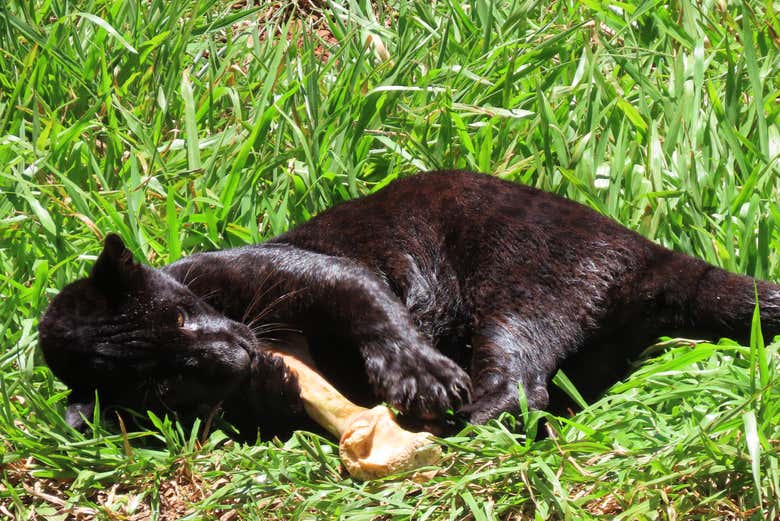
(176, 308, 186, 328)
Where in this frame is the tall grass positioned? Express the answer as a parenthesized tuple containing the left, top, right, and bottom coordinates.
(1, 0, 778, 518)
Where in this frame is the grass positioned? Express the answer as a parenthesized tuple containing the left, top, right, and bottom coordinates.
(1, 0, 779, 518)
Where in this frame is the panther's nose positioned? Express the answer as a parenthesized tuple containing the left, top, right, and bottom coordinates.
(235, 336, 254, 359)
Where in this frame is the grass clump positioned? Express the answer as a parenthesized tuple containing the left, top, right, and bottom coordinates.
(1, 0, 779, 518)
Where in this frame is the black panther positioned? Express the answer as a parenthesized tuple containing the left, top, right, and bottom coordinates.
(38, 171, 780, 438)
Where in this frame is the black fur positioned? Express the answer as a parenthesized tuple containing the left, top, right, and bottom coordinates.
(39, 171, 780, 438)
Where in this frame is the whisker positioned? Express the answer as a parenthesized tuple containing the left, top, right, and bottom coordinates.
(240, 267, 278, 323)
(197, 289, 221, 303)
(251, 324, 303, 337)
(250, 321, 291, 333)
(246, 287, 308, 330)
(181, 263, 196, 286)
(241, 270, 283, 324)
(182, 272, 204, 291)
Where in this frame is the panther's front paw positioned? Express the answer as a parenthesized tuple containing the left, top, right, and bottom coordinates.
(249, 351, 305, 416)
(366, 347, 472, 420)
(459, 377, 549, 424)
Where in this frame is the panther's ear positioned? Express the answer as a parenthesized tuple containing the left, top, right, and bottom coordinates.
(65, 397, 95, 432)
(90, 234, 141, 296)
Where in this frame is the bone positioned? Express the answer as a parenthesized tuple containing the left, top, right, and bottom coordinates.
(267, 348, 442, 480)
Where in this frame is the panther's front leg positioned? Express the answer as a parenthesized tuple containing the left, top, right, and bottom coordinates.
(279, 247, 472, 420)
(167, 245, 472, 420)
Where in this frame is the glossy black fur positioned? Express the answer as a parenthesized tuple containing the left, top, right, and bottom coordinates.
(39, 171, 780, 438)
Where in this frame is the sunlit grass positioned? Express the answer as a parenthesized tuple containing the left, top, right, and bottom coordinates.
(1, 0, 779, 518)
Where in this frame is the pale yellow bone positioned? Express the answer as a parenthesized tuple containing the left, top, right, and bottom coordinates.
(267, 348, 442, 480)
